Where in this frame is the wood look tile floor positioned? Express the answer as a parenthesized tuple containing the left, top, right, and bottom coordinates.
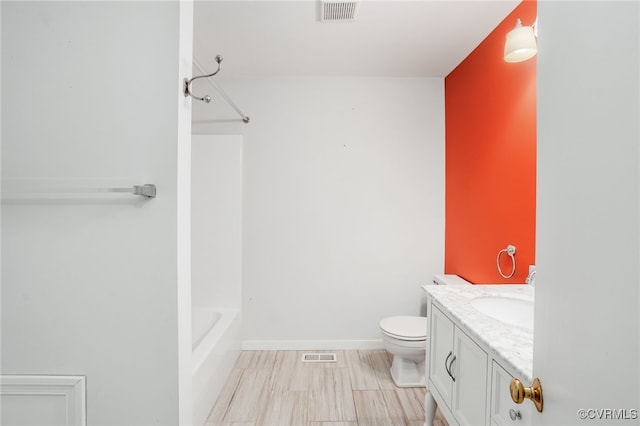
(205, 350, 449, 426)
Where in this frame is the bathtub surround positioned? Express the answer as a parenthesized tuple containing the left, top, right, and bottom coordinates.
(191, 135, 243, 423)
(1, 2, 194, 424)
(191, 135, 242, 311)
(193, 77, 445, 349)
(192, 310, 241, 425)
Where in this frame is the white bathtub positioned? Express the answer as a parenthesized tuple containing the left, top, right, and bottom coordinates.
(192, 308, 241, 426)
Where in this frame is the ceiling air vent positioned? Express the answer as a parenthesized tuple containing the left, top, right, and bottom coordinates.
(321, 0, 360, 21)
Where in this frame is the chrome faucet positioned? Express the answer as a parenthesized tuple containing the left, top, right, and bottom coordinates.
(525, 267, 536, 286)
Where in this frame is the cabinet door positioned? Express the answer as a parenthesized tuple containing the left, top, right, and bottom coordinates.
(452, 327, 488, 425)
(490, 361, 532, 426)
(429, 306, 455, 406)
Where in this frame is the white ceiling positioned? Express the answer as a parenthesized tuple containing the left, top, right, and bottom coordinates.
(193, 0, 520, 78)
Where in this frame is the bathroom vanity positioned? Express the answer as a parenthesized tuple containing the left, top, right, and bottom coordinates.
(422, 282, 534, 426)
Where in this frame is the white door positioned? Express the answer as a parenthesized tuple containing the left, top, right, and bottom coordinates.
(533, 2, 639, 425)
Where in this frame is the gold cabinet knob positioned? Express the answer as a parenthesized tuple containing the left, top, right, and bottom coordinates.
(510, 377, 543, 412)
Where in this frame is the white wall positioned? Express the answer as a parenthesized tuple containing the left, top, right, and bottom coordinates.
(193, 77, 444, 346)
(535, 1, 639, 424)
(191, 135, 242, 310)
(1, 2, 191, 424)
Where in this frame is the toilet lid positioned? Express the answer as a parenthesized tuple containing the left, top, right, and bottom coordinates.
(379, 316, 427, 341)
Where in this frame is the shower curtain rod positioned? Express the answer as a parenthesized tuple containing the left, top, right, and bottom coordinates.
(188, 57, 251, 124)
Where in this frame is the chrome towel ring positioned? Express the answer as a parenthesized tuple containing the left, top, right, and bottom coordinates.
(497, 244, 517, 279)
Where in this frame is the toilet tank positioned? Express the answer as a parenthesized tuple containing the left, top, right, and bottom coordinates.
(420, 275, 472, 316)
(431, 274, 473, 286)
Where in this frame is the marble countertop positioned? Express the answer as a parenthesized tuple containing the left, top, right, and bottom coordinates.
(422, 283, 534, 383)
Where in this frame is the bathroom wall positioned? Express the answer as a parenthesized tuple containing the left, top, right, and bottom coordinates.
(193, 77, 444, 347)
(1, 2, 192, 424)
(444, 0, 537, 284)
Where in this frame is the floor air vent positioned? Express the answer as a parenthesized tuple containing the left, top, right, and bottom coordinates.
(320, 1, 360, 21)
(302, 353, 337, 362)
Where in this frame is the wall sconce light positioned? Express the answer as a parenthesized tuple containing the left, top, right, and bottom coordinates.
(504, 18, 537, 63)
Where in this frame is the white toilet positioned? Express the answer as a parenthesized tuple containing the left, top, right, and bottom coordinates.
(379, 315, 428, 387)
(379, 275, 468, 387)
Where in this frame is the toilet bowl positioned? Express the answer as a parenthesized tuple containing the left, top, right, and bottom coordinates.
(379, 315, 427, 387)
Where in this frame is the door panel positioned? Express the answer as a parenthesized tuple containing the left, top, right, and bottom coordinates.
(430, 306, 455, 406)
(452, 329, 488, 426)
(535, 2, 639, 425)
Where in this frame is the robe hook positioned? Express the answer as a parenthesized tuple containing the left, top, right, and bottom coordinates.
(183, 55, 223, 103)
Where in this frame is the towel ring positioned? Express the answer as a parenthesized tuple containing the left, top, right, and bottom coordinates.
(497, 244, 517, 279)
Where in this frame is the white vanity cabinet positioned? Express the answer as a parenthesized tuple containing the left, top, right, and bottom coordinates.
(423, 283, 534, 426)
(429, 305, 488, 426)
(490, 361, 532, 426)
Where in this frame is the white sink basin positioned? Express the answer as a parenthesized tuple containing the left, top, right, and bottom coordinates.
(470, 296, 534, 330)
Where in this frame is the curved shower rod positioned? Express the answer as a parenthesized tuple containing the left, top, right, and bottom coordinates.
(183, 55, 250, 123)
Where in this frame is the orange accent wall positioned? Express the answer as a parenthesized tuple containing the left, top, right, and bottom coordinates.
(444, 0, 536, 284)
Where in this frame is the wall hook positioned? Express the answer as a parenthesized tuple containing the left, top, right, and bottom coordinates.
(184, 55, 223, 103)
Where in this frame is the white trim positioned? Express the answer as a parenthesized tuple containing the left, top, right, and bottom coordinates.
(177, 2, 194, 425)
(0, 375, 86, 426)
(241, 339, 385, 351)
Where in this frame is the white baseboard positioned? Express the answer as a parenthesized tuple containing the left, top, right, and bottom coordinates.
(241, 339, 385, 351)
